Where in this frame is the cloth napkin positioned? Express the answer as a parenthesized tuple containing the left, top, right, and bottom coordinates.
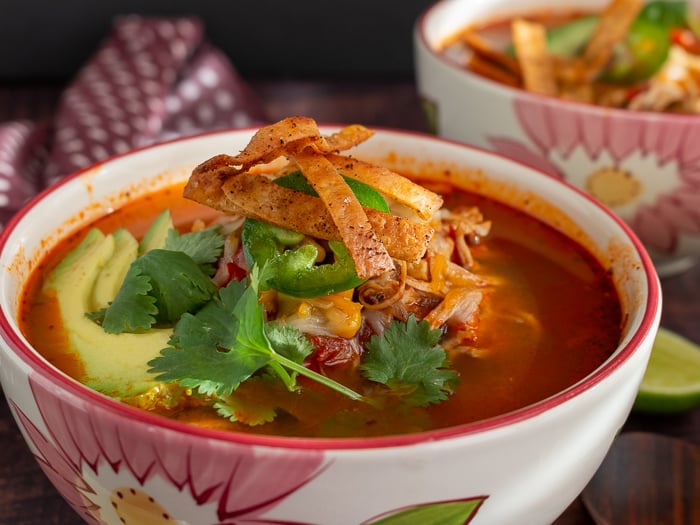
(0, 16, 268, 227)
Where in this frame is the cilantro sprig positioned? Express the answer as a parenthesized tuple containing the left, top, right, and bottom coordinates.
(362, 315, 458, 406)
(148, 267, 363, 401)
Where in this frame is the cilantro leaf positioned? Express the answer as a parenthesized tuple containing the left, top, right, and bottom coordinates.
(361, 315, 458, 406)
(99, 249, 217, 333)
(141, 250, 218, 322)
(95, 263, 158, 333)
(265, 322, 313, 365)
(164, 226, 224, 276)
(168, 278, 245, 351)
(214, 393, 277, 426)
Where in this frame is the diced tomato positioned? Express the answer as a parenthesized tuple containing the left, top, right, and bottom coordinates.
(308, 322, 373, 369)
(623, 85, 647, 105)
(212, 245, 249, 286)
(226, 261, 248, 282)
(311, 335, 360, 368)
(671, 28, 700, 55)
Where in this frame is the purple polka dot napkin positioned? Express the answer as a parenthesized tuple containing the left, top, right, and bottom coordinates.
(0, 121, 49, 225)
(0, 16, 268, 227)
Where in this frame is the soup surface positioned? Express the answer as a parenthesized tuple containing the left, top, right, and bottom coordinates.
(20, 179, 622, 438)
(441, 0, 700, 113)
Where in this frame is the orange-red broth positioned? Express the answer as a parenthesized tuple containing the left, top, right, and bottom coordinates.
(19, 182, 622, 438)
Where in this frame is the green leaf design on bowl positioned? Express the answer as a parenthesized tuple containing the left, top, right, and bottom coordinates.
(366, 496, 487, 525)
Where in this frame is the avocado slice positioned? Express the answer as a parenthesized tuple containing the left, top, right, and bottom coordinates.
(44, 228, 172, 398)
(91, 228, 138, 311)
(138, 208, 173, 255)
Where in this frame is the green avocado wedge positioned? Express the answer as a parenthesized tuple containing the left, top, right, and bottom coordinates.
(44, 228, 172, 398)
(138, 208, 173, 255)
(90, 228, 138, 311)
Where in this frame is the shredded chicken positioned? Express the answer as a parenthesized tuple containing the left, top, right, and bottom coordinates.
(357, 260, 407, 310)
(423, 289, 483, 330)
(628, 45, 700, 112)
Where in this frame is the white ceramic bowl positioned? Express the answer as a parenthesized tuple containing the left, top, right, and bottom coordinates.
(0, 127, 660, 525)
(415, 0, 700, 277)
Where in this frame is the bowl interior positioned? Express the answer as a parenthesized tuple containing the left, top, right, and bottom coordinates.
(0, 127, 660, 445)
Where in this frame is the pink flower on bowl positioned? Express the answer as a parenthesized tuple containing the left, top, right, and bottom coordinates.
(11, 373, 328, 525)
(489, 94, 700, 265)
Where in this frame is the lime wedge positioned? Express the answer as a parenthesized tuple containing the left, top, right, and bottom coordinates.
(633, 327, 700, 414)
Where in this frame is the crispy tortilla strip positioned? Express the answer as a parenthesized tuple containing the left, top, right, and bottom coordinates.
(462, 28, 522, 77)
(326, 154, 443, 220)
(183, 163, 248, 217)
(512, 19, 558, 96)
(583, 0, 642, 72)
(468, 53, 522, 87)
(322, 124, 375, 152)
(292, 148, 393, 278)
(191, 118, 373, 181)
(556, 0, 643, 84)
(191, 116, 322, 179)
(231, 115, 321, 166)
(220, 172, 433, 262)
(363, 212, 433, 263)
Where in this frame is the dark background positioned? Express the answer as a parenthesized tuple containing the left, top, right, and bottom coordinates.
(0, 0, 434, 82)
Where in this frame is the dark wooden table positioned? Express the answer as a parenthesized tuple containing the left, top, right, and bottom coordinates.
(1, 78, 698, 524)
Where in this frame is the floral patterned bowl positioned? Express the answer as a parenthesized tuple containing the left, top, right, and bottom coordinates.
(414, 0, 700, 277)
(0, 127, 660, 525)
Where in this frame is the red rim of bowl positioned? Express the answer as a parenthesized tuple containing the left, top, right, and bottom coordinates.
(415, 0, 700, 125)
(0, 126, 661, 451)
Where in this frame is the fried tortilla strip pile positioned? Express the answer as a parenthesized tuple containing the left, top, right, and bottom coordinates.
(222, 172, 432, 263)
(185, 117, 441, 279)
(502, 0, 643, 101)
